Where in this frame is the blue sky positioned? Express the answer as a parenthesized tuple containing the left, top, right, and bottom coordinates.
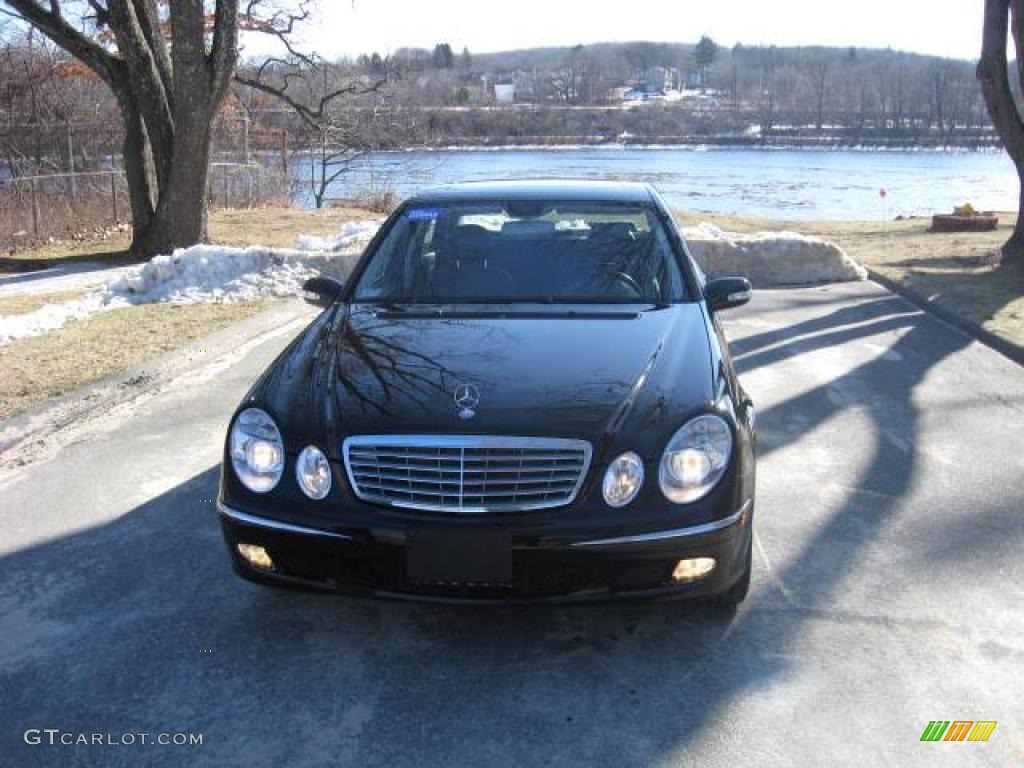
(270, 0, 984, 61)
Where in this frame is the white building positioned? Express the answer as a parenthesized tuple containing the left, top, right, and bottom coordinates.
(494, 83, 516, 104)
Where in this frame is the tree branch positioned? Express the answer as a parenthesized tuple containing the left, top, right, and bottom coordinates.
(240, 0, 315, 67)
(209, 0, 239, 101)
(107, 0, 174, 167)
(235, 67, 384, 131)
(2, 0, 120, 86)
(132, 0, 172, 96)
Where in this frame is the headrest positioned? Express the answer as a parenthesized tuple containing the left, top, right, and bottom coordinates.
(453, 224, 493, 250)
(588, 222, 638, 241)
(500, 220, 556, 237)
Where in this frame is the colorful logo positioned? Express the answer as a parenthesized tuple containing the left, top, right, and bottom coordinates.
(920, 721, 997, 742)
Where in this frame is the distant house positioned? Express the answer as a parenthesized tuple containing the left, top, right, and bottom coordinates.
(494, 83, 516, 103)
(624, 88, 662, 102)
(684, 68, 706, 90)
(619, 66, 681, 102)
(643, 66, 680, 93)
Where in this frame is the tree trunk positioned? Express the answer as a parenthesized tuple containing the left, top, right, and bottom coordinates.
(978, 0, 1024, 266)
(115, 93, 216, 258)
(1007, 163, 1024, 260)
(134, 106, 215, 256)
(117, 94, 157, 246)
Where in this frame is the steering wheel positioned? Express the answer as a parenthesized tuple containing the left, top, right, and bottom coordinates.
(611, 272, 643, 297)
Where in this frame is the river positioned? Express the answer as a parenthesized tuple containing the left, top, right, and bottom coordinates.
(292, 146, 1017, 221)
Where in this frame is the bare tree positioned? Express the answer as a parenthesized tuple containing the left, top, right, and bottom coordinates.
(236, 54, 385, 208)
(978, 0, 1024, 266)
(0, 0, 266, 256)
(546, 45, 589, 104)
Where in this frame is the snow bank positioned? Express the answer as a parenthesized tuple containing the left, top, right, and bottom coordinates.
(108, 218, 382, 303)
(0, 219, 383, 345)
(683, 224, 866, 286)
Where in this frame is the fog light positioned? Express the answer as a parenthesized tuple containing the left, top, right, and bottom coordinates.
(236, 543, 274, 570)
(671, 557, 716, 583)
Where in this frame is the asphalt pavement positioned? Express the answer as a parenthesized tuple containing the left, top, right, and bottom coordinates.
(0, 260, 137, 297)
(1, 281, 1022, 767)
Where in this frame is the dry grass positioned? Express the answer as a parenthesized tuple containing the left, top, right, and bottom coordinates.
(675, 210, 1024, 348)
(0, 290, 85, 316)
(1, 205, 378, 269)
(0, 300, 272, 420)
(209, 206, 379, 248)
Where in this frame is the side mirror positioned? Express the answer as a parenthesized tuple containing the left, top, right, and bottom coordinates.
(302, 276, 344, 308)
(704, 277, 752, 312)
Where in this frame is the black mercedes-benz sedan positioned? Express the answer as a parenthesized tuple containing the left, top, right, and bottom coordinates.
(218, 179, 756, 606)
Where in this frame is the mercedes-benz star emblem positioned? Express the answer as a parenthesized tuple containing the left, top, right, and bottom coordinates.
(453, 383, 480, 420)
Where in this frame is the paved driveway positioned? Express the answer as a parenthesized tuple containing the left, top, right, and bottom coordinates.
(1, 282, 1021, 767)
(0, 260, 137, 297)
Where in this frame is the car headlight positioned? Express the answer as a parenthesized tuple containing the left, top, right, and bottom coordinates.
(295, 445, 332, 500)
(229, 407, 284, 493)
(602, 451, 644, 508)
(659, 414, 733, 503)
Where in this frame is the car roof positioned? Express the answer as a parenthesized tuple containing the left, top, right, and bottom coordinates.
(406, 179, 657, 204)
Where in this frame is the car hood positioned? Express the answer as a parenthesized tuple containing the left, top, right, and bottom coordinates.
(249, 303, 715, 459)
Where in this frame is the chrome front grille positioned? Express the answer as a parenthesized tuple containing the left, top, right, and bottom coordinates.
(342, 435, 592, 513)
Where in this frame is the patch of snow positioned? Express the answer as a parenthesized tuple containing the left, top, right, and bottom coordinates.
(683, 224, 867, 286)
(0, 219, 384, 346)
(295, 219, 381, 252)
(0, 293, 111, 344)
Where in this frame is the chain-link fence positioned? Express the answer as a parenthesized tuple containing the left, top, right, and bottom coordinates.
(207, 162, 295, 209)
(0, 161, 290, 249)
(0, 113, 296, 249)
(0, 170, 129, 246)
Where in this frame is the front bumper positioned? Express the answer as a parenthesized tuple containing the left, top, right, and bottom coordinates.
(218, 499, 753, 604)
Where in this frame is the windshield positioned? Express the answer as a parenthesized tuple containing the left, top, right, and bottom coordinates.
(351, 201, 686, 304)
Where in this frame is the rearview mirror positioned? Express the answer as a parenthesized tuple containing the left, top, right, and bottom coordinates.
(704, 277, 752, 312)
(302, 276, 345, 308)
